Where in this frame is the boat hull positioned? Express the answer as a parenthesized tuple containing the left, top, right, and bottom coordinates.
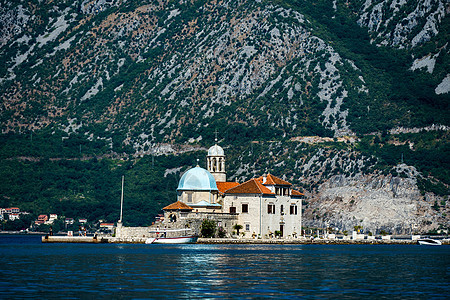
(145, 236, 198, 244)
(418, 239, 441, 246)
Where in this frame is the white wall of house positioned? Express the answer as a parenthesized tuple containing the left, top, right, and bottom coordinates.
(222, 194, 261, 236)
(9, 214, 20, 221)
(223, 194, 302, 238)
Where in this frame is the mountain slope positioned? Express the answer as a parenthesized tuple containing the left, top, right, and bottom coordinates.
(0, 0, 448, 232)
(1, 0, 448, 144)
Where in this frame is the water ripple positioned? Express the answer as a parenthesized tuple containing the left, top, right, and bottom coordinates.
(0, 236, 449, 299)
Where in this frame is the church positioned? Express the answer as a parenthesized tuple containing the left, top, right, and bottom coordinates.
(162, 141, 304, 239)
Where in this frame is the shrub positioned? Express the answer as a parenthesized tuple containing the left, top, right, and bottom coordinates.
(200, 219, 216, 238)
(217, 226, 226, 238)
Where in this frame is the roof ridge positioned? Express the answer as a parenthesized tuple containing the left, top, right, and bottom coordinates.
(252, 179, 264, 194)
(224, 178, 276, 195)
(163, 201, 193, 210)
(265, 173, 291, 186)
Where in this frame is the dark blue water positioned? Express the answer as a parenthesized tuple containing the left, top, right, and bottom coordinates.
(0, 235, 449, 299)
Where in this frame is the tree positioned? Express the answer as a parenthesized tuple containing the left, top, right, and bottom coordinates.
(217, 226, 226, 238)
(233, 224, 243, 236)
(200, 219, 216, 238)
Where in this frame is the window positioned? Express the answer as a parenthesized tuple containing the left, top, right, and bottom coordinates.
(280, 205, 284, 215)
(242, 204, 248, 213)
(187, 192, 193, 203)
(290, 204, 298, 215)
(229, 206, 236, 214)
(245, 223, 250, 231)
(267, 203, 275, 214)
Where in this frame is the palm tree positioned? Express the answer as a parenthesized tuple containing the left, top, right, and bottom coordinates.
(233, 224, 243, 236)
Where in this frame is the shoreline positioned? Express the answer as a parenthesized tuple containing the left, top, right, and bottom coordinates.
(0, 231, 47, 235)
(197, 238, 450, 245)
(40, 235, 450, 245)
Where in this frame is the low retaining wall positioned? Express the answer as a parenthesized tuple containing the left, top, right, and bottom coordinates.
(116, 226, 151, 239)
(41, 235, 450, 245)
(41, 235, 108, 243)
(196, 238, 427, 245)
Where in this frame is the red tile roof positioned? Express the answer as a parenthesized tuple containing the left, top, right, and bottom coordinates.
(225, 179, 275, 195)
(163, 201, 193, 211)
(257, 174, 292, 186)
(291, 189, 305, 197)
(216, 181, 240, 194)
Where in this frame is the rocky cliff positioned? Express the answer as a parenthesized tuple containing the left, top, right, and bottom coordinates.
(305, 171, 449, 234)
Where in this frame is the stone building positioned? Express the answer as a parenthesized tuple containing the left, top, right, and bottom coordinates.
(161, 141, 304, 239)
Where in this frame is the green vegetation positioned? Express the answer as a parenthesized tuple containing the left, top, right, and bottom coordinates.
(1, 214, 34, 231)
(0, 133, 203, 227)
(200, 219, 216, 238)
(217, 226, 227, 238)
(233, 224, 243, 236)
(276, 0, 449, 133)
(357, 130, 449, 196)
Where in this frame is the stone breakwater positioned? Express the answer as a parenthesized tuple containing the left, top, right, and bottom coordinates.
(197, 238, 450, 245)
(42, 235, 450, 245)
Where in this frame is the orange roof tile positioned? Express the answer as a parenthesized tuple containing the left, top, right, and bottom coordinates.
(258, 174, 292, 186)
(225, 179, 275, 195)
(163, 201, 193, 211)
(291, 189, 305, 197)
(216, 181, 240, 194)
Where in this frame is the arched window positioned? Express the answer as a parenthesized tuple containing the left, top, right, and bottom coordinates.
(169, 214, 177, 222)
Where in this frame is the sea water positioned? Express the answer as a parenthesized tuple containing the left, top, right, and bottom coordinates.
(0, 235, 449, 299)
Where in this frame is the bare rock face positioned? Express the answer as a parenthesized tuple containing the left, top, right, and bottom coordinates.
(304, 173, 448, 234)
(356, 0, 448, 49)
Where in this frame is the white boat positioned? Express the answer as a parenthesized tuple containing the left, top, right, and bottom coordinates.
(145, 228, 198, 244)
(418, 238, 442, 246)
(145, 235, 198, 244)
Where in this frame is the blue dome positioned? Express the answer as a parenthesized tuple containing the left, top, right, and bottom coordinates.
(177, 167, 218, 191)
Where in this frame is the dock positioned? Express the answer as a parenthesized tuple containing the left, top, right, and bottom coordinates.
(41, 235, 109, 243)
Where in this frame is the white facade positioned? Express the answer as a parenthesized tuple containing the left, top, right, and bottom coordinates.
(222, 193, 302, 238)
(46, 214, 58, 224)
(9, 213, 20, 221)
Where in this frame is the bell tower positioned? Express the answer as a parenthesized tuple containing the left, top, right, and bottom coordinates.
(207, 138, 226, 182)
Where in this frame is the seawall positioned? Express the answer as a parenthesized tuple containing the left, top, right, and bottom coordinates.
(197, 238, 450, 245)
(41, 235, 108, 243)
(41, 235, 450, 245)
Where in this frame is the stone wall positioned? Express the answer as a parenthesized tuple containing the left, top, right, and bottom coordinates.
(116, 223, 152, 239)
(115, 212, 239, 239)
(162, 211, 238, 237)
